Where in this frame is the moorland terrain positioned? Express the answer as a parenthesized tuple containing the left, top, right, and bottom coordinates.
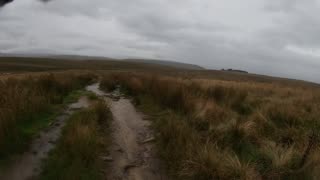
(0, 56, 319, 180)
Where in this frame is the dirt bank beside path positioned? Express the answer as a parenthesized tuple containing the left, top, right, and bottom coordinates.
(0, 96, 90, 180)
(87, 83, 167, 180)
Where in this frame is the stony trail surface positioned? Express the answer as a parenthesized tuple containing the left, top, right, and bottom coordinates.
(87, 83, 167, 180)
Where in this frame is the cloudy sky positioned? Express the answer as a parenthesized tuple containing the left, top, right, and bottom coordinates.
(0, 0, 320, 82)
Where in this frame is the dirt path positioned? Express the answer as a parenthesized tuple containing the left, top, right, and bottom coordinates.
(87, 83, 167, 180)
(0, 96, 90, 180)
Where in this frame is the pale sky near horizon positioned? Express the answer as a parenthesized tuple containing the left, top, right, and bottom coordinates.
(0, 0, 320, 82)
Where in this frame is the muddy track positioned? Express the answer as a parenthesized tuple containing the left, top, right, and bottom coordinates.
(0, 96, 90, 180)
(87, 83, 167, 180)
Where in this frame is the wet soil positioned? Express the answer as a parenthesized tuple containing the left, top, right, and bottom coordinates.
(0, 96, 90, 180)
(87, 83, 167, 180)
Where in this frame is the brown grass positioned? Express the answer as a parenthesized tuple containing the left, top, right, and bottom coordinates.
(100, 72, 320, 179)
(39, 100, 111, 180)
(0, 72, 97, 160)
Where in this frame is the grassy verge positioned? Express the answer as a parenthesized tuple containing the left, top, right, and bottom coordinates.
(135, 95, 200, 179)
(18, 89, 93, 144)
(39, 100, 111, 180)
(0, 72, 97, 165)
(100, 73, 320, 180)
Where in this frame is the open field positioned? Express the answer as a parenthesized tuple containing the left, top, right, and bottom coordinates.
(0, 57, 320, 179)
(100, 72, 320, 179)
(1, 56, 318, 88)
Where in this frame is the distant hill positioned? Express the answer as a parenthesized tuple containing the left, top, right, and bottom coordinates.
(0, 53, 110, 60)
(0, 54, 205, 71)
(124, 59, 205, 70)
(1, 54, 319, 88)
(0, 54, 206, 73)
(221, 68, 248, 74)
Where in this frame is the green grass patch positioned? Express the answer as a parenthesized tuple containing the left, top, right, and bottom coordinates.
(64, 90, 99, 103)
(0, 89, 93, 168)
(0, 108, 58, 167)
(63, 90, 87, 104)
(19, 109, 58, 137)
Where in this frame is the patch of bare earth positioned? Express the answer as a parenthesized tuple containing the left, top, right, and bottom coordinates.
(87, 84, 167, 180)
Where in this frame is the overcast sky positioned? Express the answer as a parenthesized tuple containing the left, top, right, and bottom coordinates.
(0, 0, 320, 82)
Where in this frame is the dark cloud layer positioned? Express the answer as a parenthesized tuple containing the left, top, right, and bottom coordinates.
(0, 0, 51, 6)
(0, 0, 13, 7)
(0, 0, 320, 83)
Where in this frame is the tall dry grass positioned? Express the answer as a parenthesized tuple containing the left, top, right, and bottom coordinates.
(39, 100, 111, 180)
(100, 72, 320, 179)
(0, 72, 96, 160)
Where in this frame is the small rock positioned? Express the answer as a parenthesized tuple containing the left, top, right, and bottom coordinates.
(61, 112, 69, 115)
(70, 107, 81, 111)
(100, 156, 113, 162)
(104, 95, 114, 98)
(114, 147, 123, 152)
(142, 137, 155, 144)
(32, 150, 38, 155)
(123, 163, 137, 172)
(99, 169, 106, 174)
(113, 97, 120, 101)
(43, 128, 50, 132)
(48, 139, 56, 144)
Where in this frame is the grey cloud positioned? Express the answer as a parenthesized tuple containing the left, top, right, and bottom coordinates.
(264, 0, 300, 12)
(0, 0, 52, 7)
(0, 0, 320, 83)
(0, 0, 13, 7)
